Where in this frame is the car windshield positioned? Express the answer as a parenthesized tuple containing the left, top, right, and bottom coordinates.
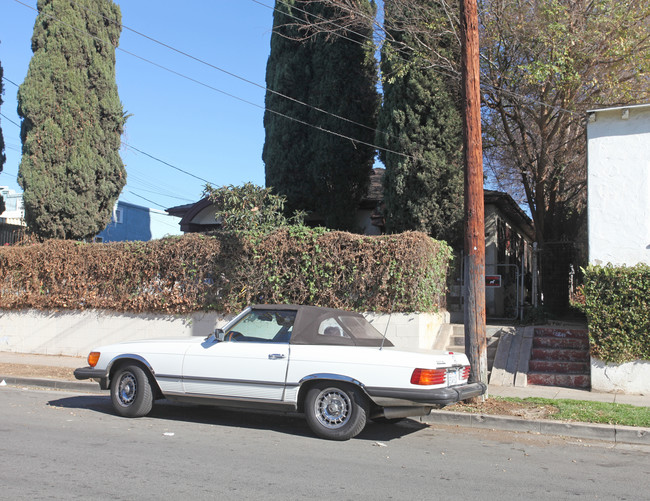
(225, 309, 297, 343)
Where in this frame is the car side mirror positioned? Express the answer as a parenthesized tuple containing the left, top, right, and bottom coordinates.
(215, 328, 225, 342)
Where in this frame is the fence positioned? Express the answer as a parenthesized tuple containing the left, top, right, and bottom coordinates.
(0, 223, 25, 246)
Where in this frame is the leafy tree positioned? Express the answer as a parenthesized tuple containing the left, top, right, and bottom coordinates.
(17, 0, 126, 240)
(480, 0, 650, 245)
(378, 0, 464, 247)
(0, 59, 6, 215)
(263, 0, 379, 231)
(203, 182, 305, 234)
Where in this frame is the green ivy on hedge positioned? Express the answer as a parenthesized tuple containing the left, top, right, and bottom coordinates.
(581, 264, 650, 363)
(0, 228, 452, 314)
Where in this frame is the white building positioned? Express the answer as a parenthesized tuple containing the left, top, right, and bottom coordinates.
(0, 186, 25, 225)
(587, 104, 650, 266)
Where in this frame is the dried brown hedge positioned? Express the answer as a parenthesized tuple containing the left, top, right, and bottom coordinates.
(0, 230, 451, 314)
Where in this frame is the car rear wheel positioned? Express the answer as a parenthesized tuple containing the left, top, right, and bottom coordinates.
(304, 383, 368, 441)
(110, 364, 153, 418)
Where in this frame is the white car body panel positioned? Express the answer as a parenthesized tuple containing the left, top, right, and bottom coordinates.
(287, 345, 469, 391)
(92, 339, 471, 405)
(181, 338, 289, 401)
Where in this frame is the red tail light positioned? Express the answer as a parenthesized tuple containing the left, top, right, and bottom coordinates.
(461, 366, 471, 379)
(411, 368, 447, 385)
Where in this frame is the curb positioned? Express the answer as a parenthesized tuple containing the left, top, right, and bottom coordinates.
(0, 376, 104, 393)
(420, 410, 650, 446)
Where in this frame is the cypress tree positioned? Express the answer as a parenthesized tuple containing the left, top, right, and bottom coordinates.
(263, 0, 379, 231)
(0, 59, 6, 215)
(17, 0, 126, 240)
(377, 0, 464, 247)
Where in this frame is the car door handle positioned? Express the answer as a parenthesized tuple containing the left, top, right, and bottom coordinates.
(268, 353, 286, 360)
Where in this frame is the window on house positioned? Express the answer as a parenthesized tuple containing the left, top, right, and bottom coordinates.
(114, 208, 123, 224)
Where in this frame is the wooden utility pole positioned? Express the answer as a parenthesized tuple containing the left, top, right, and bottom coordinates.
(460, 0, 488, 396)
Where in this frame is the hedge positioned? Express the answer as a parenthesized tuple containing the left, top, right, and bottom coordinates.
(581, 264, 650, 363)
(0, 229, 452, 314)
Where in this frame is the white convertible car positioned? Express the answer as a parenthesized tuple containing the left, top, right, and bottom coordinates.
(75, 304, 486, 440)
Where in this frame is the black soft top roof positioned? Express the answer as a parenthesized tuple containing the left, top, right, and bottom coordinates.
(250, 304, 393, 347)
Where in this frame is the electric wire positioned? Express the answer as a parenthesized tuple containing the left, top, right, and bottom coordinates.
(0, 112, 21, 128)
(10, 0, 412, 160)
(58, 0, 394, 142)
(255, 0, 581, 117)
(2, 77, 202, 206)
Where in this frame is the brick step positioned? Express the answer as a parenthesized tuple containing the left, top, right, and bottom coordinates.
(528, 360, 590, 374)
(530, 347, 590, 362)
(533, 328, 588, 339)
(527, 373, 591, 389)
(533, 337, 589, 350)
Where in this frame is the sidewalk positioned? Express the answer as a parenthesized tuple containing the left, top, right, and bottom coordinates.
(1, 351, 649, 445)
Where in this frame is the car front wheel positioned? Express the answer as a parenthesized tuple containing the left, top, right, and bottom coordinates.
(110, 364, 154, 418)
(305, 383, 368, 441)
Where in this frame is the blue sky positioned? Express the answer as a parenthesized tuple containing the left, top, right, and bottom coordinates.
(1, 0, 282, 210)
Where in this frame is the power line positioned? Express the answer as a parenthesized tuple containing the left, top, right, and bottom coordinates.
(0, 112, 20, 128)
(62, 0, 388, 140)
(2, 78, 206, 205)
(3, 75, 214, 187)
(122, 185, 195, 203)
(10, 0, 412, 160)
(123, 190, 171, 210)
(120, 142, 217, 186)
(256, 0, 580, 118)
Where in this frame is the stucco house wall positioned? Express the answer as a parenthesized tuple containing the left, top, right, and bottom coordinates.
(587, 104, 650, 267)
(587, 104, 650, 394)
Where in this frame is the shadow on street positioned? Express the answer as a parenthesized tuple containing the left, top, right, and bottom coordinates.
(47, 394, 428, 442)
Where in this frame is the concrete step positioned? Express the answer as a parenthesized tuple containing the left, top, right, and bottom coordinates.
(530, 347, 590, 362)
(528, 359, 590, 374)
(527, 373, 591, 389)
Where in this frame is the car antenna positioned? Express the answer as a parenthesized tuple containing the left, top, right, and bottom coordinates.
(380, 298, 395, 351)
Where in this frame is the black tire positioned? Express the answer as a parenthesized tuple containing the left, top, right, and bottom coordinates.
(304, 383, 368, 441)
(110, 364, 154, 418)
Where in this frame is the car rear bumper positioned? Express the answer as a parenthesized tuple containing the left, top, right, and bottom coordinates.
(366, 382, 487, 407)
(74, 366, 109, 389)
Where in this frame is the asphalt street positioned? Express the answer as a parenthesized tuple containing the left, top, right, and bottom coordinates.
(2, 386, 650, 500)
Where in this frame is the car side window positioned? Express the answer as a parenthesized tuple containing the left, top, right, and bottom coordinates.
(225, 310, 296, 343)
(317, 317, 351, 339)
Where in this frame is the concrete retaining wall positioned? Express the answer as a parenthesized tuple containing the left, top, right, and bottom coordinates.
(0, 308, 449, 357)
(591, 357, 650, 394)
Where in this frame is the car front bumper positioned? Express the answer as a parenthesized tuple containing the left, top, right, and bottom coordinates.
(366, 381, 488, 407)
(74, 366, 109, 389)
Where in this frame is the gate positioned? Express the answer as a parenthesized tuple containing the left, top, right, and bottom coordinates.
(484, 263, 521, 321)
(453, 255, 527, 322)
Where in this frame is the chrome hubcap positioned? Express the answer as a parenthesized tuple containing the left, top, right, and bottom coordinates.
(315, 388, 351, 429)
(117, 372, 137, 406)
